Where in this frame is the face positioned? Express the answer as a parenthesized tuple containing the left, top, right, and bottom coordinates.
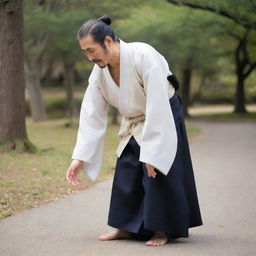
(79, 35, 112, 68)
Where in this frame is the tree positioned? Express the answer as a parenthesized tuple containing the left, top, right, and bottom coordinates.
(232, 29, 256, 112)
(0, 0, 35, 152)
(23, 0, 145, 122)
(166, 0, 256, 113)
(23, 0, 51, 121)
(166, 0, 256, 29)
(117, 3, 221, 116)
(45, 10, 91, 119)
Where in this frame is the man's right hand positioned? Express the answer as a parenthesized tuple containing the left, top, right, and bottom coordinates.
(66, 159, 84, 185)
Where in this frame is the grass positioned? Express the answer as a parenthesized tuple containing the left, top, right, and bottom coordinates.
(0, 118, 119, 219)
(0, 118, 198, 220)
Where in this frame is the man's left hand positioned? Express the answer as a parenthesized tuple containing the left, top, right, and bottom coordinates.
(145, 163, 157, 178)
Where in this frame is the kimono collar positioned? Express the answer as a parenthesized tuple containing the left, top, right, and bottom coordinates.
(118, 39, 133, 116)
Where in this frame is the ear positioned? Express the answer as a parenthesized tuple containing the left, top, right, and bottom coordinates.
(104, 36, 113, 47)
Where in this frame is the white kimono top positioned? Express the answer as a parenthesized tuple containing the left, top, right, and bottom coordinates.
(72, 39, 177, 181)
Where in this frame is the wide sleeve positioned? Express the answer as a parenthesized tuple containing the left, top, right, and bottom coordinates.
(138, 46, 178, 176)
(71, 67, 109, 181)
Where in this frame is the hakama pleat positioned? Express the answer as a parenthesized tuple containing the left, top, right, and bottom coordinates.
(107, 92, 203, 239)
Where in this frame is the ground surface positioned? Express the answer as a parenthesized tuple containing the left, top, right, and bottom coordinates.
(0, 120, 256, 256)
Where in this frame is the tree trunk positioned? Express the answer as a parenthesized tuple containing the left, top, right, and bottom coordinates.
(191, 73, 206, 103)
(181, 67, 192, 117)
(25, 66, 47, 121)
(24, 35, 48, 121)
(63, 61, 79, 119)
(0, 0, 36, 152)
(233, 29, 255, 114)
(234, 73, 246, 113)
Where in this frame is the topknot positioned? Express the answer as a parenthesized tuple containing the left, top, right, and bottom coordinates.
(98, 15, 111, 25)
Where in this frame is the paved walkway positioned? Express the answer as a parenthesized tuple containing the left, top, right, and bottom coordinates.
(0, 120, 256, 256)
(189, 104, 256, 115)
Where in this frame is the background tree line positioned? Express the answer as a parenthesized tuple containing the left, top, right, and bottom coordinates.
(0, 0, 256, 152)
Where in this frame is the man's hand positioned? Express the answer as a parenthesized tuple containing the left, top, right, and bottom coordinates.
(145, 163, 157, 178)
(66, 159, 84, 185)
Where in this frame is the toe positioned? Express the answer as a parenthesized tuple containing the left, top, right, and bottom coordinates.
(99, 234, 110, 241)
(99, 231, 116, 241)
(99, 234, 106, 241)
(146, 240, 153, 246)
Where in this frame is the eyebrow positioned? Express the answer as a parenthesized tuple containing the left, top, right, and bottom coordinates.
(81, 47, 93, 52)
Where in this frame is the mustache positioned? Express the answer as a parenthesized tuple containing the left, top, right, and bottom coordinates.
(92, 59, 102, 63)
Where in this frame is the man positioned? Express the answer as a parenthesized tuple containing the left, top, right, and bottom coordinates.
(66, 15, 203, 247)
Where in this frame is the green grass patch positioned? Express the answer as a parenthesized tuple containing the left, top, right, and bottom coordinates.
(0, 118, 119, 219)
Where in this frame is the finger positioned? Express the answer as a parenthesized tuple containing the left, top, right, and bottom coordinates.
(68, 169, 75, 184)
(146, 164, 155, 174)
(149, 167, 156, 178)
(147, 168, 155, 178)
(70, 174, 77, 185)
(146, 166, 153, 177)
(70, 173, 76, 185)
(66, 167, 71, 181)
(74, 177, 79, 185)
(71, 180, 77, 185)
(73, 175, 79, 185)
(69, 173, 76, 184)
(70, 169, 79, 185)
(150, 166, 157, 177)
(67, 172, 72, 184)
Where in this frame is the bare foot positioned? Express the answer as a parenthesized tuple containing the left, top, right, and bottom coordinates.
(99, 229, 133, 241)
(145, 232, 168, 246)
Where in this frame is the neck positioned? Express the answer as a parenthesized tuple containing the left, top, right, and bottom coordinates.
(108, 42, 120, 69)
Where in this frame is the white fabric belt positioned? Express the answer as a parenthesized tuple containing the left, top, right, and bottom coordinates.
(115, 86, 175, 158)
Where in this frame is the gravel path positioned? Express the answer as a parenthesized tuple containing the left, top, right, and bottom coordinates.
(0, 120, 255, 256)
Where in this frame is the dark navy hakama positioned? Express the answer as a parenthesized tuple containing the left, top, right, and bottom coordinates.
(107, 92, 203, 238)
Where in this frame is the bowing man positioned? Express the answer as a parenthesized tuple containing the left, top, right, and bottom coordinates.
(66, 15, 203, 247)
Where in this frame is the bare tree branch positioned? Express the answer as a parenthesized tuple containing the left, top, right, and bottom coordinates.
(166, 0, 256, 29)
(244, 61, 256, 78)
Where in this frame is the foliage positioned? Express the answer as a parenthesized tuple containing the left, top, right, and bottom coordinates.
(22, 0, 256, 101)
(166, 0, 256, 29)
(117, 2, 224, 81)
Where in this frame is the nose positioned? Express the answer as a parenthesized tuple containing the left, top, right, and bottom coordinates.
(87, 54, 93, 62)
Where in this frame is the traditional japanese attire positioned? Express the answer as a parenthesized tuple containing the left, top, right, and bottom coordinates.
(72, 39, 203, 238)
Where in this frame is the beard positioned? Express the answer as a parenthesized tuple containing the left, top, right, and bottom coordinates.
(98, 63, 107, 69)
(92, 45, 109, 68)
(93, 60, 107, 69)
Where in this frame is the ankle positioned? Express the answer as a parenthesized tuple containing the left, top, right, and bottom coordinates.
(119, 229, 130, 233)
(154, 231, 166, 236)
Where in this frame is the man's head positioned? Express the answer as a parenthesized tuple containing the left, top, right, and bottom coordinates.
(77, 15, 119, 68)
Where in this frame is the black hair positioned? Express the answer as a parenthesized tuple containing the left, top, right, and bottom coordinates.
(76, 15, 119, 48)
